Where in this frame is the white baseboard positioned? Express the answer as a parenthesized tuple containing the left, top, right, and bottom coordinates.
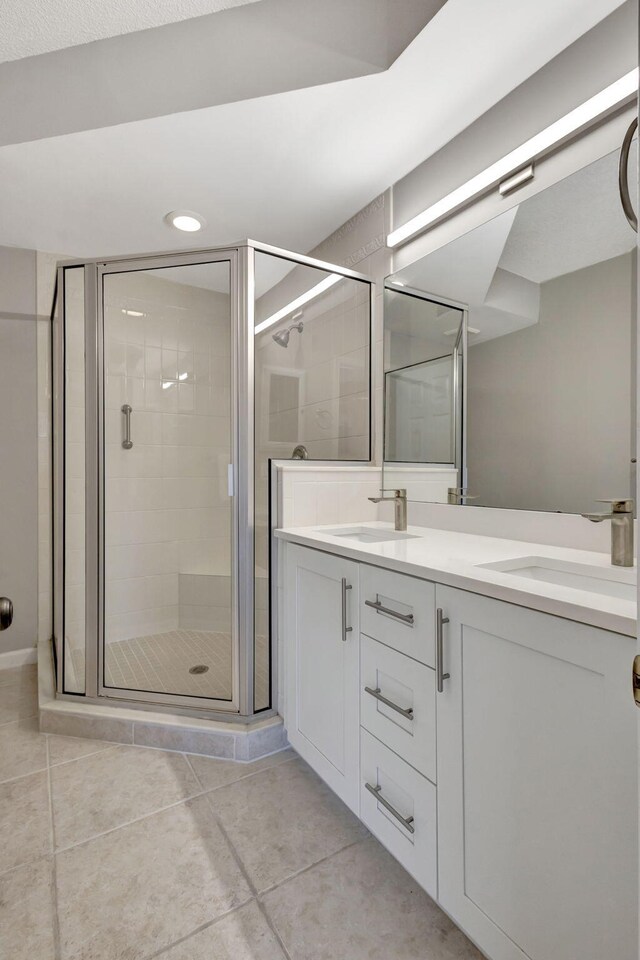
(0, 646, 38, 670)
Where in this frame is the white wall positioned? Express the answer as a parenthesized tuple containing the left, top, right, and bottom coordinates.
(0, 245, 39, 657)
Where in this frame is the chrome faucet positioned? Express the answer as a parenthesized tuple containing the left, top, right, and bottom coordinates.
(581, 498, 635, 567)
(368, 488, 408, 532)
(290, 445, 309, 460)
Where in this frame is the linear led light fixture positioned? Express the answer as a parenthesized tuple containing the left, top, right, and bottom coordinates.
(254, 273, 342, 335)
(387, 69, 639, 248)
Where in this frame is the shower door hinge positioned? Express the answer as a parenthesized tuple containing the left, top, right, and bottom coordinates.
(227, 464, 234, 498)
(633, 655, 640, 707)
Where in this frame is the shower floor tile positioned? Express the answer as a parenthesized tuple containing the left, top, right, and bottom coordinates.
(68, 629, 269, 705)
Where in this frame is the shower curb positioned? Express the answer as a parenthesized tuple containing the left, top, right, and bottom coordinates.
(37, 641, 288, 762)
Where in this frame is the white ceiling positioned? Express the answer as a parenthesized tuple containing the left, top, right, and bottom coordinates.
(0, 0, 262, 63)
(0, 0, 626, 259)
(499, 145, 638, 282)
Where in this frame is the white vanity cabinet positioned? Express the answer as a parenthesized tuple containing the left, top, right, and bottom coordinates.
(282, 542, 637, 960)
(435, 585, 637, 960)
(284, 544, 360, 813)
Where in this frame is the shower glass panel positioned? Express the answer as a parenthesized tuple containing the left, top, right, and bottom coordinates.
(53, 241, 373, 719)
(253, 251, 372, 710)
(61, 266, 86, 694)
(101, 260, 237, 707)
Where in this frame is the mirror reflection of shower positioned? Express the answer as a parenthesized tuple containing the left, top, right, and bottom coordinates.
(272, 311, 304, 348)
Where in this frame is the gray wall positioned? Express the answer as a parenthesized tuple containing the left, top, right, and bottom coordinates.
(467, 252, 636, 514)
(0, 246, 39, 654)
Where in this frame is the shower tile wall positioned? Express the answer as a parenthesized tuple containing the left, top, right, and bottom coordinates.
(103, 272, 231, 646)
(255, 281, 370, 463)
(254, 277, 371, 577)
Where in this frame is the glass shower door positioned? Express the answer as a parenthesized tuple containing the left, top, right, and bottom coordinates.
(100, 257, 238, 709)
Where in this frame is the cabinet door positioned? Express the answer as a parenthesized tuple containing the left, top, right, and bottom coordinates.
(284, 544, 360, 813)
(435, 585, 637, 960)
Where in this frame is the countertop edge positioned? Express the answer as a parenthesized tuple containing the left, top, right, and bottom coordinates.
(275, 528, 637, 639)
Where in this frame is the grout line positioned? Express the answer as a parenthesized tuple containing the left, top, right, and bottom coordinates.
(257, 835, 369, 899)
(140, 900, 256, 960)
(53, 785, 212, 856)
(45, 738, 62, 960)
(0, 851, 53, 881)
(196, 753, 367, 958)
(45, 740, 121, 769)
(46, 748, 296, 856)
(194, 755, 360, 960)
(0, 757, 49, 786)
(188, 753, 298, 795)
(254, 897, 295, 960)
(198, 784, 259, 902)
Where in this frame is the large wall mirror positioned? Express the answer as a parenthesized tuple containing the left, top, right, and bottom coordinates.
(383, 142, 638, 515)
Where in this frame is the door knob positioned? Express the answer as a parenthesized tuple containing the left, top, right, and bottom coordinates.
(0, 597, 13, 631)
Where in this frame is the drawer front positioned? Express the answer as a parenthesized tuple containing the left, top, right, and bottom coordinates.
(361, 634, 436, 782)
(360, 728, 437, 899)
(361, 565, 435, 667)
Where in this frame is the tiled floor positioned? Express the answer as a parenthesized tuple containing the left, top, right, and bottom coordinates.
(68, 629, 270, 705)
(0, 663, 483, 960)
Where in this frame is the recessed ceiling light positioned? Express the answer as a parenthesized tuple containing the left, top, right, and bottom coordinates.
(164, 210, 206, 232)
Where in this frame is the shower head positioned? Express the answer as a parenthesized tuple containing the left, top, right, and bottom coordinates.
(272, 318, 304, 348)
(272, 328, 291, 348)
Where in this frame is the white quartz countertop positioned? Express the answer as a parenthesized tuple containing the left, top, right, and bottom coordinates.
(275, 521, 637, 637)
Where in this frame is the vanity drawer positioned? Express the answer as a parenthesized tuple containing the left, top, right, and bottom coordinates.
(360, 565, 435, 667)
(361, 634, 436, 782)
(360, 728, 437, 899)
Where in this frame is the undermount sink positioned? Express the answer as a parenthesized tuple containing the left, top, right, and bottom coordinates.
(479, 556, 637, 601)
(318, 526, 420, 544)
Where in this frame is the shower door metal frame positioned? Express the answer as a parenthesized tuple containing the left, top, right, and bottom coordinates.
(53, 239, 375, 721)
(95, 249, 243, 713)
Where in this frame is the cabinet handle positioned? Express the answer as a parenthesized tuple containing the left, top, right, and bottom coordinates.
(364, 597, 414, 625)
(364, 686, 414, 720)
(341, 578, 353, 642)
(121, 404, 133, 449)
(365, 782, 415, 834)
(436, 608, 450, 693)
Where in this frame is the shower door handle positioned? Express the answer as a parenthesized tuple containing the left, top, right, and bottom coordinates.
(121, 404, 133, 449)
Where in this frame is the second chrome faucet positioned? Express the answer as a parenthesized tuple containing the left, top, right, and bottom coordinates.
(581, 498, 635, 567)
(369, 489, 408, 532)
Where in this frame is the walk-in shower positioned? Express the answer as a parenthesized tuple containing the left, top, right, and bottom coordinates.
(51, 241, 373, 720)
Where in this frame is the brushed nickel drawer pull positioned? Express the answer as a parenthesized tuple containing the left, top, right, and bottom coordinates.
(365, 596, 414, 625)
(364, 685, 414, 720)
(341, 578, 353, 642)
(436, 608, 450, 693)
(365, 782, 415, 834)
